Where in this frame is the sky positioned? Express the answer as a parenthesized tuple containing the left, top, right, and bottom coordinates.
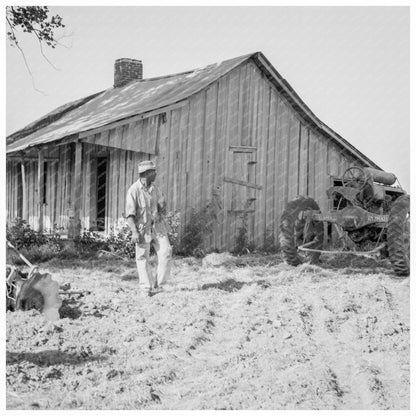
(6, 5, 410, 191)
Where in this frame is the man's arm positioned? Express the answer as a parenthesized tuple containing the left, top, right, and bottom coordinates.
(126, 215, 140, 244)
(156, 187, 167, 216)
(126, 188, 141, 244)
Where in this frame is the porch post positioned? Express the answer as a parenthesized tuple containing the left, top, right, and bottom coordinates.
(73, 141, 83, 238)
(37, 149, 44, 232)
(20, 158, 27, 221)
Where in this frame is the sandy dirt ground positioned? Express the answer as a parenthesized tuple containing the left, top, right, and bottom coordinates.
(6, 254, 410, 410)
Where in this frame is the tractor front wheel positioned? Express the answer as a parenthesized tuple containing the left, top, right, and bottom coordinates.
(279, 196, 324, 266)
(387, 194, 410, 277)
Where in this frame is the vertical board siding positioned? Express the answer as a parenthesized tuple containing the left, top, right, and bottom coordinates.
(186, 98, 199, 222)
(215, 77, 229, 249)
(28, 161, 39, 230)
(327, 143, 340, 178)
(64, 143, 73, 230)
(240, 63, 251, 147)
(6, 162, 12, 221)
(315, 134, 329, 210)
(6, 161, 21, 222)
(225, 69, 240, 249)
(276, 99, 290, 209)
(89, 146, 98, 230)
(203, 84, 218, 249)
(266, 88, 278, 245)
(254, 76, 269, 247)
(193, 94, 206, 213)
(117, 149, 127, 221)
(178, 106, 189, 238)
(298, 125, 309, 197)
(168, 108, 180, 213)
(155, 114, 169, 198)
(81, 143, 90, 231)
(308, 131, 317, 199)
(248, 66, 260, 246)
(287, 115, 300, 202)
(107, 147, 150, 232)
(272, 95, 281, 245)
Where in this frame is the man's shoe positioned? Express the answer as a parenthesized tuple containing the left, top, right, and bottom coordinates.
(149, 287, 164, 297)
(139, 289, 152, 297)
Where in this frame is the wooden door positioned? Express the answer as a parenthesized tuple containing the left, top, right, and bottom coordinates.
(224, 146, 261, 250)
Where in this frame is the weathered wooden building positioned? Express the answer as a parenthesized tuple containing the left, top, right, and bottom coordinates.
(6, 52, 381, 250)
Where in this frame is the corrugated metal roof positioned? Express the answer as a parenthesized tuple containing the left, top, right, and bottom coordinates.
(7, 53, 251, 153)
(6, 91, 103, 145)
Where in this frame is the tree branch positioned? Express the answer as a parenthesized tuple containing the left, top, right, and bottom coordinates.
(54, 31, 73, 49)
(33, 29, 60, 71)
(7, 15, 46, 95)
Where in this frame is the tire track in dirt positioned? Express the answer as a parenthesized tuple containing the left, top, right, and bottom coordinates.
(154, 277, 274, 409)
(144, 267, 410, 410)
(293, 275, 409, 410)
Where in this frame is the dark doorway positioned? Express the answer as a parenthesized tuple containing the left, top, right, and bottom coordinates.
(96, 157, 107, 231)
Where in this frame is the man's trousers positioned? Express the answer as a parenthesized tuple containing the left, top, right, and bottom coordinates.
(135, 234, 172, 291)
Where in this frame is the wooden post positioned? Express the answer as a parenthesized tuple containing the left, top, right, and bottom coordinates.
(37, 149, 44, 232)
(73, 142, 83, 238)
(89, 152, 97, 230)
(20, 158, 27, 221)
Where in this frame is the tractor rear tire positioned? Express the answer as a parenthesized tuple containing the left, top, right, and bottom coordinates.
(387, 194, 410, 276)
(280, 196, 324, 266)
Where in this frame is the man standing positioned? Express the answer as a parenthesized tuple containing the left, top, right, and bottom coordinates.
(126, 161, 172, 296)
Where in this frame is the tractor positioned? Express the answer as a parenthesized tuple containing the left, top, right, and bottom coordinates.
(279, 166, 410, 276)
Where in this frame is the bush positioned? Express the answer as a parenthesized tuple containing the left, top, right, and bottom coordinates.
(180, 202, 218, 256)
(74, 230, 108, 254)
(165, 211, 181, 254)
(18, 242, 64, 263)
(104, 212, 182, 258)
(106, 225, 135, 259)
(6, 212, 183, 262)
(6, 218, 65, 264)
(233, 214, 255, 256)
(7, 218, 49, 249)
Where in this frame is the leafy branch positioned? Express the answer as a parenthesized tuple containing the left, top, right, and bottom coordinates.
(6, 6, 67, 92)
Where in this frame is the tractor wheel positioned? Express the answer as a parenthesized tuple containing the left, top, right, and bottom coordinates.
(387, 194, 410, 276)
(279, 196, 324, 266)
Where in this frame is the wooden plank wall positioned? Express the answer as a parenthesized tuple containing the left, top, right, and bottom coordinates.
(6, 161, 22, 222)
(106, 149, 149, 232)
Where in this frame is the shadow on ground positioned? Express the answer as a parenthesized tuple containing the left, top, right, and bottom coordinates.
(120, 272, 137, 281)
(317, 255, 400, 277)
(6, 350, 106, 367)
(59, 299, 82, 319)
(200, 278, 272, 292)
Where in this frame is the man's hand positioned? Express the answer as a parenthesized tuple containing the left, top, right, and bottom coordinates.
(131, 224, 145, 244)
(131, 231, 140, 244)
(127, 215, 142, 244)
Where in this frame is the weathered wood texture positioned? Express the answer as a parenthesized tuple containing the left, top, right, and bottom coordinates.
(7, 59, 367, 248)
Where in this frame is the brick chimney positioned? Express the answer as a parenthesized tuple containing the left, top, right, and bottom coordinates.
(114, 58, 143, 87)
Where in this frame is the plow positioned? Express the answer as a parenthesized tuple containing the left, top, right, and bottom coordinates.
(6, 241, 88, 321)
